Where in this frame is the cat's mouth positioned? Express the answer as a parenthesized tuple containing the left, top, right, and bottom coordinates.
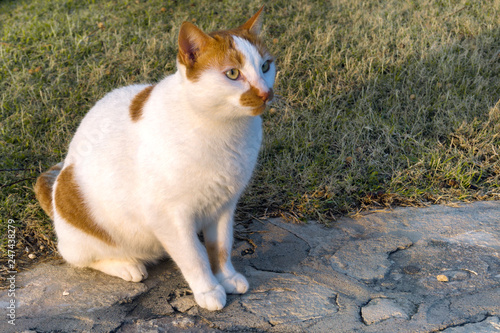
(251, 104, 267, 116)
(241, 88, 274, 116)
(252, 93, 274, 116)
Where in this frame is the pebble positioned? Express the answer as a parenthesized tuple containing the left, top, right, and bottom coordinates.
(28, 253, 36, 259)
(437, 274, 449, 282)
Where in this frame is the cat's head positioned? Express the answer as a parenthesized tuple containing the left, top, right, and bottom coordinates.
(176, 6, 276, 118)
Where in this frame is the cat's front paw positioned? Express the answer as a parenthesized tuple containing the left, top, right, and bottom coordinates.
(219, 272, 249, 294)
(193, 284, 226, 311)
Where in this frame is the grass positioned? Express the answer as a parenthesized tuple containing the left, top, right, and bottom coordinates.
(1, 0, 499, 268)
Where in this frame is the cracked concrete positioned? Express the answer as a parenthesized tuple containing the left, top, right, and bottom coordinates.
(1, 201, 500, 332)
(330, 234, 413, 282)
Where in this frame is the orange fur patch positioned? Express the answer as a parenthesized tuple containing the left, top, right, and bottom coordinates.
(206, 242, 228, 274)
(178, 29, 246, 82)
(54, 164, 115, 246)
(130, 85, 154, 122)
(34, 162, 64, 219)
(240, 86, 274, 115)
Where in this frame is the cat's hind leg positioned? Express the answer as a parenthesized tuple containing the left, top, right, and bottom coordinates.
(51, 164, 150, 283)
(89, 259, 148, 282)
(54, 214, 149, 283)
(56, 228, 149, 282)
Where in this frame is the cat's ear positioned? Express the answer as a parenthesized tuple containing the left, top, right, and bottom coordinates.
(238, 5, 264, 35)
(178, 22, 212, 67)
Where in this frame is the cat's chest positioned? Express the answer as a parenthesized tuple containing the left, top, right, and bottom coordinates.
(187, 133, 260, 187)
(140, 118, 262, 206)
(174, 135, 260, 210)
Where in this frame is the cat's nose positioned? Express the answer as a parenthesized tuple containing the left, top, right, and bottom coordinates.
(258, 88, 274, 103)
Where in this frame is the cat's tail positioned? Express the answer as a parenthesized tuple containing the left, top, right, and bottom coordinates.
(34, 162, 64, 219)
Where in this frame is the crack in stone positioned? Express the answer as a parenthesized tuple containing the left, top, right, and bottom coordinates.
(267, 219, 313, 254)
(360, 297, 419, 326)
(387, 241, 414, 256)
(409, 303, 421, 321)
(359, 299, 372, 326)
(431, 313, 493, 332)
(240, 272, 339, 327)
(249, 261, 290, 274)
(109, 319, 129, 333)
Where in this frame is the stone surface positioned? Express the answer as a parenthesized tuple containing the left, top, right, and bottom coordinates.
(240, 269, 339, 325)
(447, 231, 500, 250)
(243, 220, 310, 273)
(1, 201, 499, 333)
(119, 315, 218, 333)
(329, 235, 413, 281)
(361, 298, 413, 325)
(170, 295, 197, 313)
(16, 262, 148, 316)
(0, 262, 149, 332)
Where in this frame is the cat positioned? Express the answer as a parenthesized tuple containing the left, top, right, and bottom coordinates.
(34, 6, 275, 311)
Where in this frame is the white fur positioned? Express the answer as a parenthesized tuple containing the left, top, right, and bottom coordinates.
(51, 35, 274, 311)
(232, 36, 276, 94)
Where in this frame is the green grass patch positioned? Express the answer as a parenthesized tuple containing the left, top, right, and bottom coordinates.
(1, 0, 499, 264)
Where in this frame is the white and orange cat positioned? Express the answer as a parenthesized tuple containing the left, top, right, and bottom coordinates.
(35, 7, 275, 311)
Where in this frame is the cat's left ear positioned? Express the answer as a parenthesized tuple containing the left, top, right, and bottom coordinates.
(178, 22, 213, 67)
(238, 5, 264, 35)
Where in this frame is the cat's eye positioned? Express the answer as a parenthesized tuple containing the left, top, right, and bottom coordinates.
(262, 60, 272, 73)
(225, 68, 240, 80)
